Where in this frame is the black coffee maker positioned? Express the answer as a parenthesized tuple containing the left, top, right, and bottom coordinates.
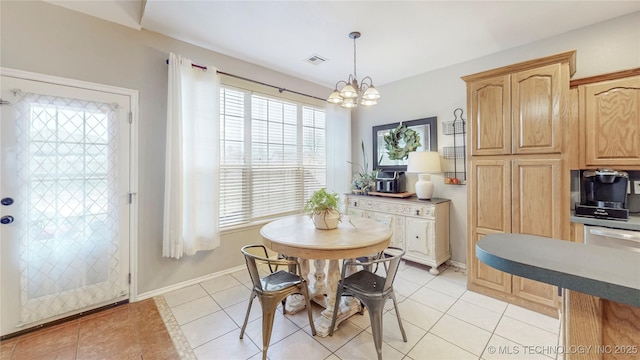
(575, 169, 629, 220)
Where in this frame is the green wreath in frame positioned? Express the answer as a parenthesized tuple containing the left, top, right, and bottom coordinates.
(383, 123, 421, 160)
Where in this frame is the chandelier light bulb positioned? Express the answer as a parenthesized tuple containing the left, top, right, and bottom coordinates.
(362, 85, 380, 100)
(339, 84, 358, 99)
(327, 90, 344, 104)
(340, 98, 357, 108)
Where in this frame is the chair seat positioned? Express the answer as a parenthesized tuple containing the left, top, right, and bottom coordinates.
(343, 270, 387, 295)
(261, 270, 302, 292)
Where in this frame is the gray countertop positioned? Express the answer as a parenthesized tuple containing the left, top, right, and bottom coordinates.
(476, 234, 640, 307)
(570, 212, 640, 231)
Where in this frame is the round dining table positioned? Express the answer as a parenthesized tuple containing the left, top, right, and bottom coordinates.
(260, 214, 392, 337)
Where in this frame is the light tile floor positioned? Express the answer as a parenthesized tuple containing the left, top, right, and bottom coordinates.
(161, 261, 561, 360)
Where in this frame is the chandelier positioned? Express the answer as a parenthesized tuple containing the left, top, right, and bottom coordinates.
(327, 32, 380, 108)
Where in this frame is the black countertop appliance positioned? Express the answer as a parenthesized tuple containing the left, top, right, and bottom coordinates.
(375, 171, 406, 193)
(575, 169, 629, 220)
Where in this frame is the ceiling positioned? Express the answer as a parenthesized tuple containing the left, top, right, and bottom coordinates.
(45, 1, 640, 88)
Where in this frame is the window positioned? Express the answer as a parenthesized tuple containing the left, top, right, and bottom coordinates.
(219, 87, 326, 228)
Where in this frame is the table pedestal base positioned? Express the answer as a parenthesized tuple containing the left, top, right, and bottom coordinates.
(283, 258, 362, 337)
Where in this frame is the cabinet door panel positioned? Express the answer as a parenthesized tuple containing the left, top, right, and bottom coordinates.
(469, 75, 511, 156)
(470, 159, 511, 232)
(512, 64, 562, 154)
(405, 218, 433, 259)
(468, 159, 512, 292)
(582, 75, 640, 167)
(471, 230, 512, 293)
(512, 276, 557, 307)
(511, 159, 563, 239)
(511, 158, 563, 306)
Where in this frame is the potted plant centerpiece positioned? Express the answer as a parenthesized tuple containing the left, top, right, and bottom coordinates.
(304, 188, 341, 230)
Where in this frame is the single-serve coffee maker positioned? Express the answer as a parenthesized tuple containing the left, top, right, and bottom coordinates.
(575, 169, 629, 220)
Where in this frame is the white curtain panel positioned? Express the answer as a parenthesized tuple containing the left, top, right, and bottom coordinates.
(164, 52, 221, 259)
(325, 104, 352, 201)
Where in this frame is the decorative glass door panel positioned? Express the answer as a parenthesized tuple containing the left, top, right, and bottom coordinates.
(1, 75, 130, 336)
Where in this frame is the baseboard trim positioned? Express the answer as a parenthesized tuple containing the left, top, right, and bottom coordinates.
(447, 260, 467, 269)
(136, 265, 246, 301)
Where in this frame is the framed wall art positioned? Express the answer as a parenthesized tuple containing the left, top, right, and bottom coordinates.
(372, 116, 437, 171)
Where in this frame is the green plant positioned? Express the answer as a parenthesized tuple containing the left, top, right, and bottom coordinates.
(348, 141, 379, 193)
(303, 188, 341, 217)
(384, 123, 421, 160)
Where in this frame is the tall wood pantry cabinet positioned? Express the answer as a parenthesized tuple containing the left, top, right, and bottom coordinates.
(462, 51, 575, 317)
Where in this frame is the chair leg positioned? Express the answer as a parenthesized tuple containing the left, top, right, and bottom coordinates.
(366, 301, 384, 360)
(328, 286, 343, 336)
(301, 284, 316, 335)
(240, 291, 257, 339)
(259, 297, 281, 360)
(390, 291, 407, 342)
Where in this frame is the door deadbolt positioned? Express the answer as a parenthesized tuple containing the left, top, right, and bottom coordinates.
(1, 215, 14, 224)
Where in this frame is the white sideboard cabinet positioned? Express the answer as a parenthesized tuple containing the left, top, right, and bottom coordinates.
(344, 194, 451, 275)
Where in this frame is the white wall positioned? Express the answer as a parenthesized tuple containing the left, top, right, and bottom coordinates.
(0, 1, 331, 294)
(352, 11, 640, 265)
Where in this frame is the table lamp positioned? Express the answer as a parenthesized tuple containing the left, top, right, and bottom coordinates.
(407, 151, 442, 200)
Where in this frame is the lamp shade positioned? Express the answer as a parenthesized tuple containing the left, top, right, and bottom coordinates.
(407, 151, 441, 174)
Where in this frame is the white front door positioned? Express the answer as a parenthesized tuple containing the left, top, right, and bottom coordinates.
(0, 74, 131, 337)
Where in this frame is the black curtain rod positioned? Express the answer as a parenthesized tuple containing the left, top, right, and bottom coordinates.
(165, 59, 326, 102)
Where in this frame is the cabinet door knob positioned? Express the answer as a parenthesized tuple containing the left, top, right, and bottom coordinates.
(415, 209, 420, 215)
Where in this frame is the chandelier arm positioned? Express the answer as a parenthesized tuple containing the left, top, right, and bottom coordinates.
(360, 76, 373, 89)
(334, 80, 348, 90)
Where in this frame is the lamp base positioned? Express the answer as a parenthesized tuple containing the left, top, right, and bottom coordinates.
(415, 174, 434, 200)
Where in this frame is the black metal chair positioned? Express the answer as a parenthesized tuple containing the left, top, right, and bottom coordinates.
(329, 246, 407, 360)
(239, 245, 316, 360)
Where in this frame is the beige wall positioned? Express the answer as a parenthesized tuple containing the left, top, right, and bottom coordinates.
(352, 11, 640, 265)
(0, 1, 331, 294)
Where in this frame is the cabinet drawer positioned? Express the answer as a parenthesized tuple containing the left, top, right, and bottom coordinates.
(347, 197, 434, 218)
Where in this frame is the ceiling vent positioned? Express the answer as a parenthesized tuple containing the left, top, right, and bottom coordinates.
(305, 54, 327, 65)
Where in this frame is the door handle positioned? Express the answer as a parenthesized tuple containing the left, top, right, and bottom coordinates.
(1, 215, 14, 224)
(1, 197, 14, 206)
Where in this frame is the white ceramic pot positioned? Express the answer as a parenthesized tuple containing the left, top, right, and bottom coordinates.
(312, 210, 340, 230)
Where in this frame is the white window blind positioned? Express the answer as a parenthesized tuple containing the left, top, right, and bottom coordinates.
(219, 87, 326, 228)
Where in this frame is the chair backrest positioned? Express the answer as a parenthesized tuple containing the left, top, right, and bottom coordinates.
(341, 246, 405, 292)
(378, 247, 404, 291)
(241, 245, 269, 291)
(241, 244, 300, 292)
